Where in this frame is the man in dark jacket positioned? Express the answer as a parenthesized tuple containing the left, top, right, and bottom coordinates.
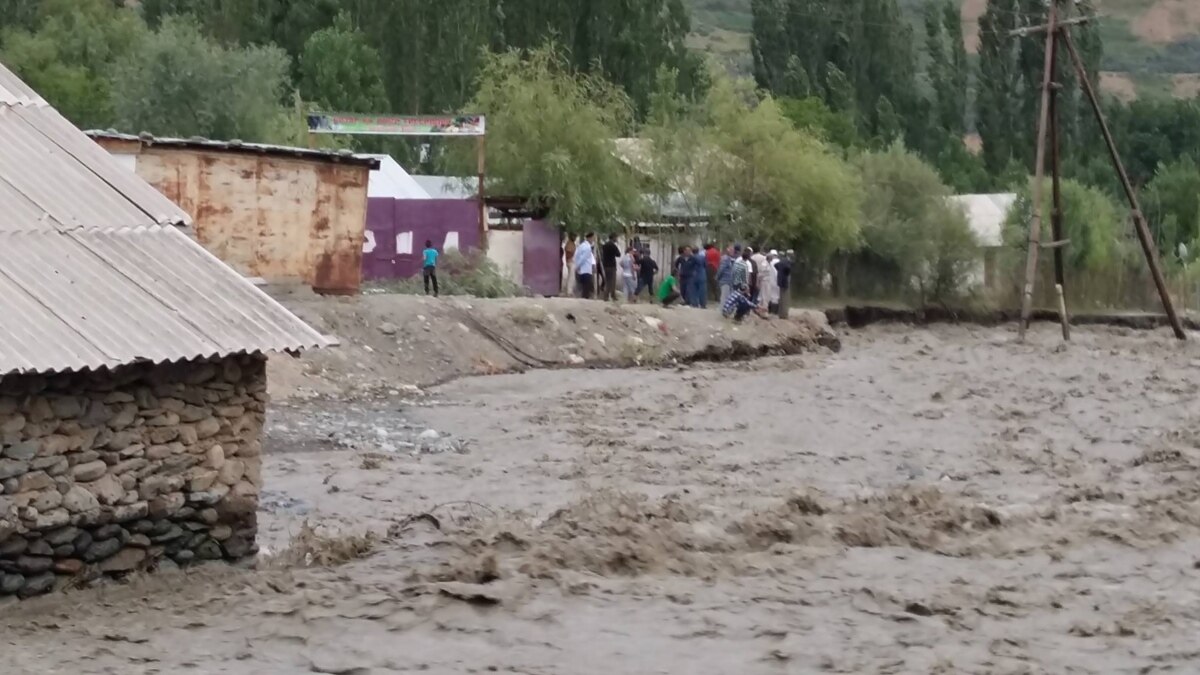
(675, 245, 693, 305)
(636, 249, 658, 300)
(600, 234, 622, 301)
(775, 249, 795, 318)
(688, 246, 708, 308)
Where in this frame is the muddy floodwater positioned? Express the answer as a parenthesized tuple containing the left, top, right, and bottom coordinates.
(5, 324, 1200, 674)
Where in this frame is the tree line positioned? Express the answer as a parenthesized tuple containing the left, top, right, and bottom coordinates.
(2, 0, 1198, 304)
(751, 0, 1200, 285)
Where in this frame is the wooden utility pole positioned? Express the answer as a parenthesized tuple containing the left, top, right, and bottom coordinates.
(476, 135, 488, 251)
(1017, 0, 1059, 340)
(1048, 30, 1069, 340)
(1061, 31, 1186, 340)
(1013, 3, 1186, 341)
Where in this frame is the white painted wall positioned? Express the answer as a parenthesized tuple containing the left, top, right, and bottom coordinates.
(486, 229, 524, 285)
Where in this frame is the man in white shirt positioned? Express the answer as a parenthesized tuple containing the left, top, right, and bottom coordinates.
(750, 248, 769, 308)
(573, 232, 597, 298)
(762, 250, 779, 311)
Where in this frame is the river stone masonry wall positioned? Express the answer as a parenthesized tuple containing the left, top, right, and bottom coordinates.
(0, 354, 266, 599)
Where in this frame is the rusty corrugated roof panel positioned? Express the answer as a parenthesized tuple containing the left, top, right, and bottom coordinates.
(0, 60, 330, 375)
(87, 131, 380, 169)
(0, 228, 330, 375)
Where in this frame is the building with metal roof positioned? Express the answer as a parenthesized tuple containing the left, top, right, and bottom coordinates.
(948, 193, 1016, 249)
(0, 61, 329, 375)
(88, 131, 378, 295)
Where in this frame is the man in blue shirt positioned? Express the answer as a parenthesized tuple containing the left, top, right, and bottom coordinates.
(422, 240, 439, 297)
(716, 244, 735, 306)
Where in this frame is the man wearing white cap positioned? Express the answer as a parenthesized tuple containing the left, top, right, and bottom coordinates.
(760, 250, 779, 311)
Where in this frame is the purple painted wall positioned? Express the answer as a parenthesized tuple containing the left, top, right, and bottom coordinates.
(363, 198, 481, 280)
(523, 219, 561, 296)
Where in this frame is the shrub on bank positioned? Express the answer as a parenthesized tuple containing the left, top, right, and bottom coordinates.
(366, 250, 526, 298)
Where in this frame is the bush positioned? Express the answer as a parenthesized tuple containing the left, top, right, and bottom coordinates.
(1144, 157, 1200, 259)
(1003, 178, 1124, 272)
(369, 249, 525, 298)
(857, 145, 979, 302)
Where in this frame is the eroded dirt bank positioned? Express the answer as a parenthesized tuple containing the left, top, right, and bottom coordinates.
(268, 293, 836, 399)
(5, 323, 1200, 674)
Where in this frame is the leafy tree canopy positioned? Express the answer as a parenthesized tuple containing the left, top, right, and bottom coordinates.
(453, 45, 642, 232)
(701, 73, 862, 256)
(1005, 177, 1124, 272)
(109, 16, 291, 141)
(857, 144, 979, 300)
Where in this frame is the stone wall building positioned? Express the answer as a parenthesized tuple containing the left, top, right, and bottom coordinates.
(0, 63, 327, 598)
(0, 356, 268, 596)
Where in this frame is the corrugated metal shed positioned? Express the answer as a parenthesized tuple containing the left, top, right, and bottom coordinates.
(0, 61, 329, 375)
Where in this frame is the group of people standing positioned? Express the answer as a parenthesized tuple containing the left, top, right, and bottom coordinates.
(568, 233, 795, 323)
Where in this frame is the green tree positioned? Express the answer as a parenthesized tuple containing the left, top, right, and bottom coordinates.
(752, 0, 922, 145)
(353, 0, 492, 116)
(858, 144, 979, 300)
(927, 136, 991, 194)
(1144, 157, 1200, 258)
(140, 0, 342, 80)
(778, 96, 861, 150)
(823, 62, 857, 118)
(452, 45, 641, 231)
(1004, 177, 1123, 272)
(976, 0, 1023, 175)
(299, 12, 387, 113)
(1, 0, 146, 128)
(635, 66, 712, 220)
(351, 0, 702, 119)
(977, 0, 1103, 176)
(924, 0, 967, 137)
(873, 96, 903, 147)
(702, 74, 862, 257)
(109, 16, 290, 140)
(0, 0, 41, 34)
(781, 54, 811, 98)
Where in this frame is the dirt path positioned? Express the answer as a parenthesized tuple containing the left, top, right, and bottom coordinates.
(5, 324, 1200, 674)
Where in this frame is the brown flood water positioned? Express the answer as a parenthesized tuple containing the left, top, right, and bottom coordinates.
(4, 324, 1200, 674)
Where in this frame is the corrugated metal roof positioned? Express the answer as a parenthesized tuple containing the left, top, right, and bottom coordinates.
(363, 155, 431, 199)
(949, 193, 1016, 248)
(88, 131, 380, 168)
(0, 60, 330, 375)
(0, 65, 42, 106)
(0, 107, 193, 231)
(0, 228, 328, 375)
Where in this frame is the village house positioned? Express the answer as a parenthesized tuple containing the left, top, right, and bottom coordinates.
(949, 192, 1016, 293)
(0, 63, 328, 598)
(87, 131, 379, 295)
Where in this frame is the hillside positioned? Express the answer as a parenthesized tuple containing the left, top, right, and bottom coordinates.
(684, 0, 1200, 99)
